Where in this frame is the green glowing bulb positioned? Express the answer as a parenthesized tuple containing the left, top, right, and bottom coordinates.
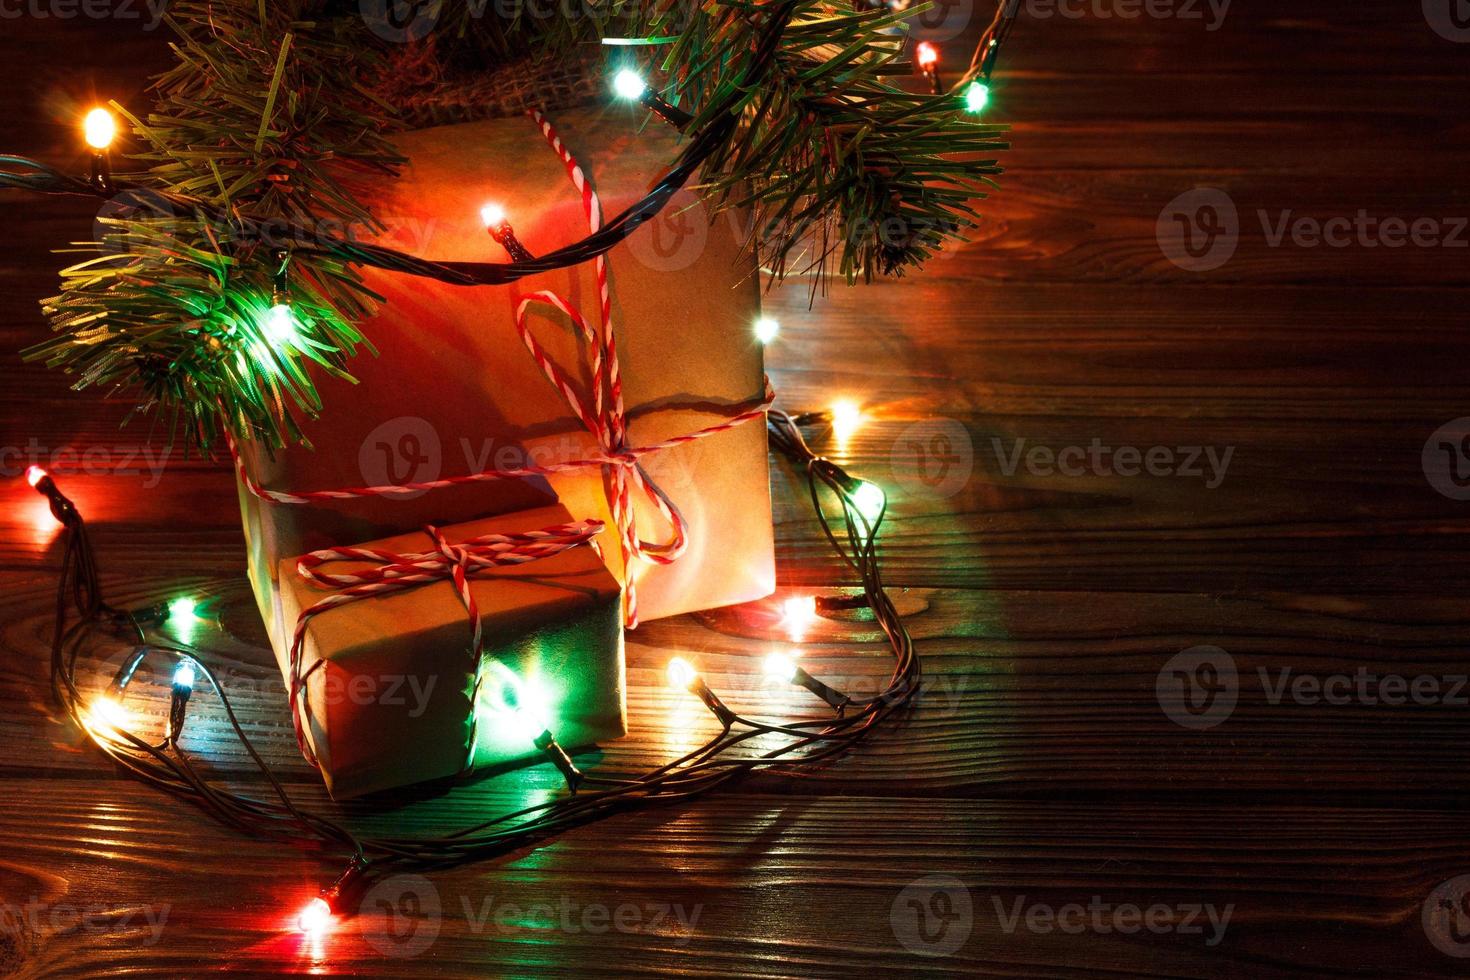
(850, 481, 886, 524)
(169, 596, 198, 621)
(263, 303, 298, 348)
(964, 81, 990, 114)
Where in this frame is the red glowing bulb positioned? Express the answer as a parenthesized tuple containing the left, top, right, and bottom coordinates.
(25, 465, 47, 488)
(916, 42, 940, 70)
(297, 897, 333, 934)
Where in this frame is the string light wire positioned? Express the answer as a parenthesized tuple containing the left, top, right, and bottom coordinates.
(37, 408, 920, 916)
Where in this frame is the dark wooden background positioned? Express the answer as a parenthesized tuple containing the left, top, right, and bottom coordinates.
(3, 4, 1469, 977)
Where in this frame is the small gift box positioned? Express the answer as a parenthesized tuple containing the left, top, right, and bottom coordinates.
(276, 503, 624, 799)
(237, 108, 776, 662)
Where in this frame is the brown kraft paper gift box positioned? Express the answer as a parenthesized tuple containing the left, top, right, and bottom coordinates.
(236, 109, 776, 659)
(278, 503, 625, 799)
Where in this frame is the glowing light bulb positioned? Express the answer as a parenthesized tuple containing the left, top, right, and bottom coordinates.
(965, 81, 990, 114)
(87, 696, 131, 735)
(83, 108, 116, 150)
(754, 317, 780, 344)
(168, 596, 198, 621)
(26, 465, 47, 488)
(263, 303, 298, 347)
(666, 657, 697, 691)
(613, 69, 648, 100)
(782, 595, 818, 640)
(851, 481, 887, 524)
(916, 42, 940, 70)
(830, 400, 865, 447)
(763, 652, 798, 684)
(480, 203, 507, 229)
(172, 662, 196, 692)
(297, 897, 333, 934)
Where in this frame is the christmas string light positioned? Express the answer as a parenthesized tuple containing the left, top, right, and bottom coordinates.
(964, 80, 990, 114)
(665, 657, 737, 728)
(829, 399, 866, 447)
(915, 41, 942, 94)
(763, 652, 852, 714)
(2, 0, 1018, 301)
(479, 661, 585, 793)
(754, 317, 780, 344)
(782, 595, 819, 640)
(168, 659, 196, 743)
(611, 68, 694, 129)
(29, 401, 920, 926)
(81, 107, 115, 193)
(480, 203, 536, 263)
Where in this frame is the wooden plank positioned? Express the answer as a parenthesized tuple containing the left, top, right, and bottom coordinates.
(0, 783, 1463, 978)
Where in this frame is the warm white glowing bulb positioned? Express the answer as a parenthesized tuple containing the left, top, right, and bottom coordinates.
(782, 595, 818, 640)
(851, 481, 887, 524)
(754, 317, 780, 344)
(965, 81, 990, 114)
(666, 657, 697, 691)
(763, 652, 798, 684)
(830, 400, 864, 446)
(87, 696, 131, 734)
(613, 69, 648, 100)
(83, 108, 116, 150)
(480, 203, 507, 229)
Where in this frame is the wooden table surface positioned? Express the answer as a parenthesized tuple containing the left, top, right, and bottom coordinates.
(3, 6, 1469, 978)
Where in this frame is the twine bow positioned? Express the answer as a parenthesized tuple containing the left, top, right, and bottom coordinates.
(234, 109, 773, 630)
(286, 519, 604, 767)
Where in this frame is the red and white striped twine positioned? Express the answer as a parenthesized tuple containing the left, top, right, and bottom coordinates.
(286, 520, 605, 767)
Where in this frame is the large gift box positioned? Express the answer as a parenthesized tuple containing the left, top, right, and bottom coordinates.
(237, 109, 776, 660)
(279, 504, 624, 799)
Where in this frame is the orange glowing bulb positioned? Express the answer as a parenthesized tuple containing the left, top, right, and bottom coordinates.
(830, 400, 865, 446)
(83, 108, 116, 150)
(26, 465, 47, 488)
(916, 42, 940, 70)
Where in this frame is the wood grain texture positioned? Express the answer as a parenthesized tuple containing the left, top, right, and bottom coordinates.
(3, 6, 1470, 978)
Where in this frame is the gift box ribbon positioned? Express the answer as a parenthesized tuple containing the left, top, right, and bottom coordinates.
(286, 519, 605, 768)
(234, 109, 773, 631)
